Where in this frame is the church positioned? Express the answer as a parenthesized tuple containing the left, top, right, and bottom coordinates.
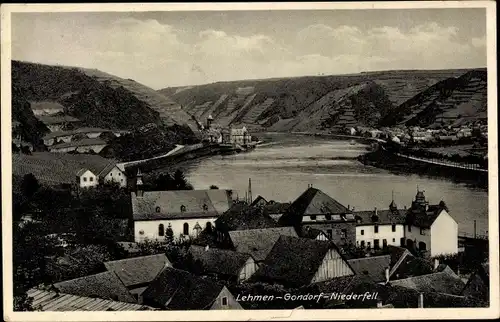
(131, 170, 234, 243)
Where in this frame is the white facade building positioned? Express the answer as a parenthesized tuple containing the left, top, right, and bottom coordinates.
(132, 177, 233, 243)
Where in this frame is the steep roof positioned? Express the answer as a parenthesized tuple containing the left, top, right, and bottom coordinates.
(27, 289, 154, 311)
(389, 252, 434, 280)
(354, 209, 406, 226)
(406, 205, 450, 228)
(188, 245, 251, 277)
(263, 202, 291, 215)
(103, 254, 171, 287)
(132, 190, 232, 221)
(250, 195, 267, 207)
(52, 271, 136, 303)
(49, 138, 107, 149)
(279, 187, 350, 226)
(251, 235, 351, 287)
(228, 227, 298, 262)
(12, 152, 119, 185)
(389, 271, 466, 295)
(216, 203, 278, 231)
(141, 267, 225, 310)
(347, 255, 391, 283)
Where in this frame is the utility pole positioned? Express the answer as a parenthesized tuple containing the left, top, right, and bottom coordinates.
(248, 178, 252, 204)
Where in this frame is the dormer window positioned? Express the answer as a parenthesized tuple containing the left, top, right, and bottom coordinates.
(180, 205, 186, 213)
(202, 204, 208, 211)
(155, 206, 161, 213)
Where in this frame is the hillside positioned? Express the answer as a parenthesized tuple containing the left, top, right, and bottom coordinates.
(158, 69, 473, 132)
(11, 61, 199, 141)
(381, 69, 488, 128)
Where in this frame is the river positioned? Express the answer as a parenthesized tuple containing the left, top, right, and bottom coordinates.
(183, 132, 489, 236)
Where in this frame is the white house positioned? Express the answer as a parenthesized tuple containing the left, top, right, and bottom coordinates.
(354, 204, 406, 250)
(353, 190, 458, 257)
(404, 194, 458, 257)
(12, 152, 127, 189)
(224, 127, 252, 145)
(132, 174, 233, 243)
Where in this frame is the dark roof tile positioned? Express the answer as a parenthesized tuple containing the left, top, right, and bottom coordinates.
(188, 245, 251, 277)
(347, 255, 391, 283)
(103, 254, 171, 287)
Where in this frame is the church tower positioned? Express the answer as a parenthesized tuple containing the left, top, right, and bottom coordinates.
(389, 190, 398, 212)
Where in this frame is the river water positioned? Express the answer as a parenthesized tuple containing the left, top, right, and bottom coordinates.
(184, 133, 489, 236)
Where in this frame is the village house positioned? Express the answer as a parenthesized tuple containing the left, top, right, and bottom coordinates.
(354, 199, 407, 250)
(223, 126, 252, 145)
(250, 235, 354, 288)
(36, 114, 81, 132)
(103, 254, 172, 299)
(278, 186, 356, 247)
(42, 127, 118, 146)
(301, 227, 330, 241)
(26, 288, 154, 311)
(188, 245, 258, 283)
(228, 227, 298, 263)
(12, 152, 127, 189)
(214, 203, 279, 244)
(52, 271, 137, 303)
(404, 191, 458, 257)
(48, 138, 108, 153)
(387, 268, 466, 296)
(140, 267, 243, 310)
(132, 175, 233, 243)
(30, 101, 65, 116)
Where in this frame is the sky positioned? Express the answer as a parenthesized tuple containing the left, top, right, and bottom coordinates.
(11, 9, 487, 89)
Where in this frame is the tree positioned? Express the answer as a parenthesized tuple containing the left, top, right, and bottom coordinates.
(173, 169, 193, 190)
(209, 185, 219, 190)
(21, 173, 40, 199)
(165, 224, 174, 244)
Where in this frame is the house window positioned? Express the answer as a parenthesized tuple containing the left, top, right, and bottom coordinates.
(325, 214, 332, 220)
(155, 206, 161, 213)
(408, 225, 412, 232)
(83, 177, 87, 182)
(367, 242, 371, 249)
(221, 297, 228, 306)
(202, 204, 208, 211)
(158, 224, 165, 236)
(341, 229, 347, 239)
(183, 223, 189, 235)
(420, 228, 425, 235)
(139, 230, 144, 235)
(418, 241, 427, 251)
(392, 238, 396, 242)
(110, 173, 112, 176)
(89, 177, 94, 182)
(360, 241, 365, 248)
(327, 229, 332, 239)
(400, 238, 405, 246)
(361, 229, 364, 235)
(374, 225, 379, 233)
(392, 224, 396, 232)
(118, 173, 121, 176)
(180, 205, 186, 212)
(310, 215, 316, 220)
(383, 239, 388, 248)
(374, 239, 380, 249)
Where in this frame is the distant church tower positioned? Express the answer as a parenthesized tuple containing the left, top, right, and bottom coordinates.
(389, 190, 398, 212)
(207, 115, 214, 129)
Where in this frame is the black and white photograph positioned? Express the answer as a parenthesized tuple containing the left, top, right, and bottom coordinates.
(1, 2, 498, 321)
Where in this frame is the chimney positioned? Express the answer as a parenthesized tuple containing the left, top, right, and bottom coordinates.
(385, 267, 390, 283)
(434, 258, 440, 270)
(347, 205, 350, 210)
(418, 293, 424, 308)
(375, 207, 378, 216)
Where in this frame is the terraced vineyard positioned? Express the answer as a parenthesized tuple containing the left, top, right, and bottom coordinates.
(159, 68, 479, 132)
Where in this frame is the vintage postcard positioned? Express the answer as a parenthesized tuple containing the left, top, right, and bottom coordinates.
(1, 1, 498, 321)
